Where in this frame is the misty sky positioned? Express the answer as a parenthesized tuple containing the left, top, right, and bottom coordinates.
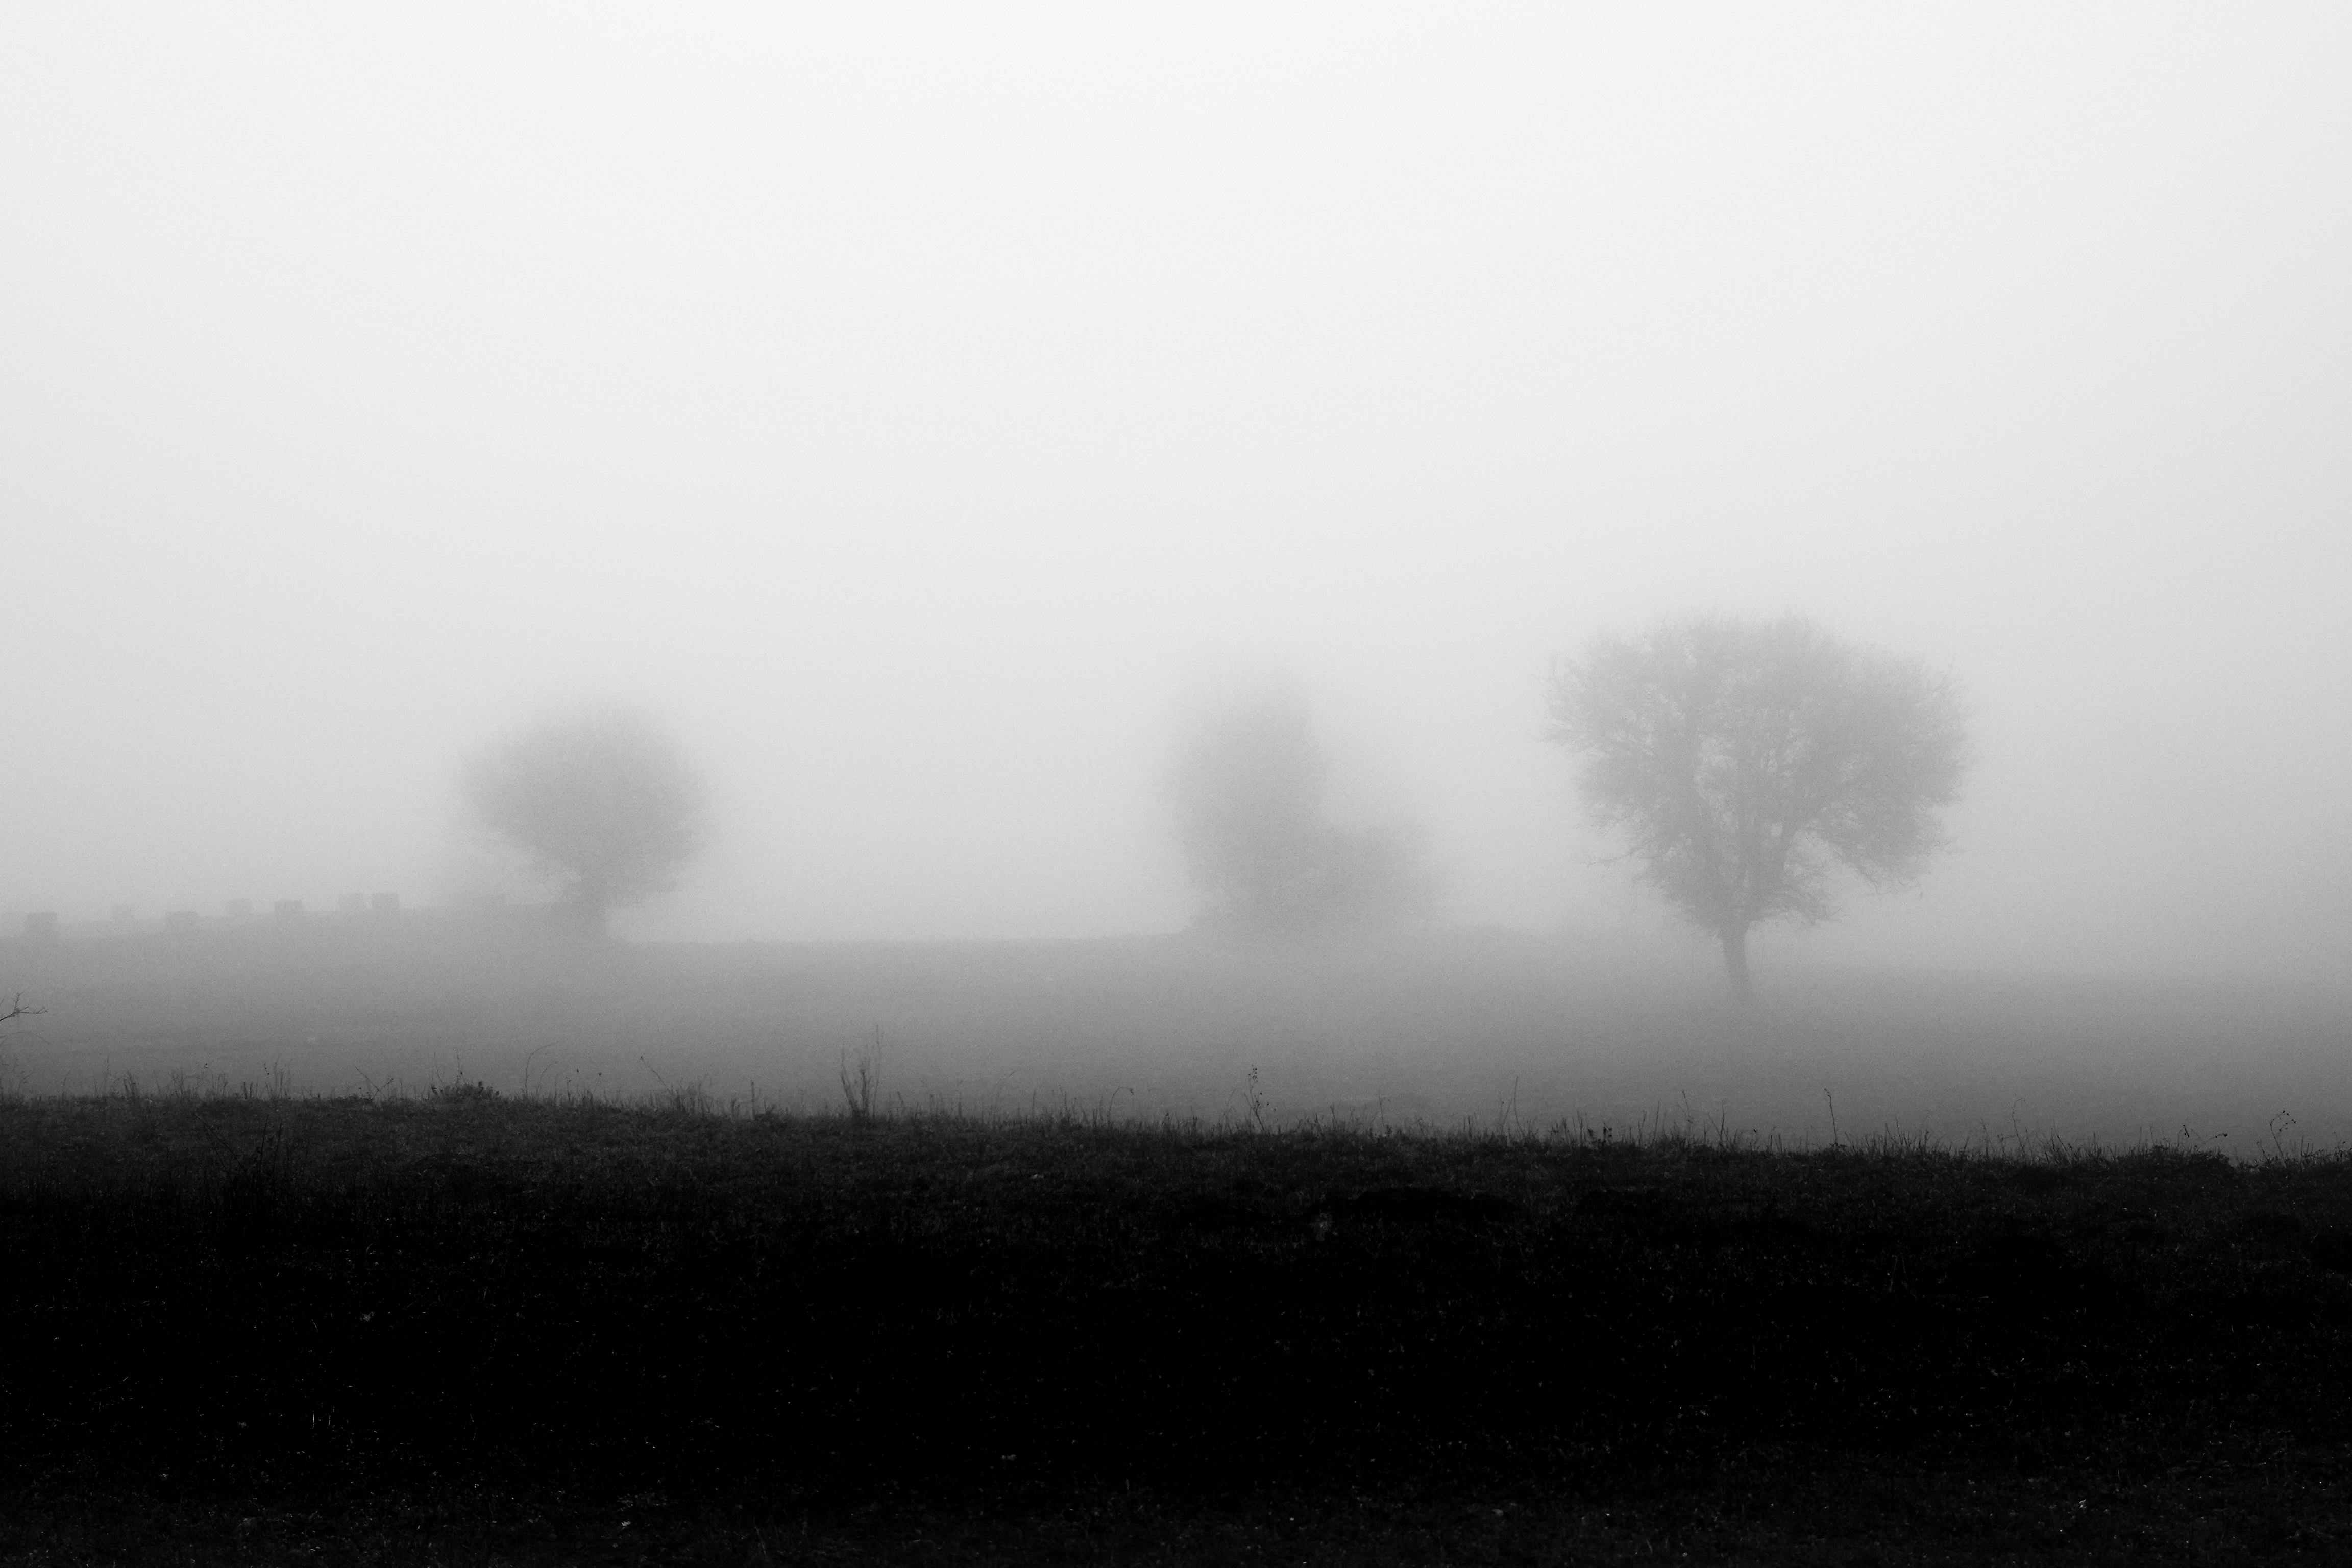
(4, 5, 2347, 975)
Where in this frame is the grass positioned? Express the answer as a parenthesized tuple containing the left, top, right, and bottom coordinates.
(13, 922, 2348, 1150)
(5, 1081, 2352, 1562)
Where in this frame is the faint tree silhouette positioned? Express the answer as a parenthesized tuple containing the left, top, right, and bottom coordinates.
(1547, 613, 1968, 992)
(1170, 674, 1436, 936)
(464, 704, 704, 937)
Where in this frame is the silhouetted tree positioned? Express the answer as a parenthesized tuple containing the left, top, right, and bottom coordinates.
(1547, 614, 1968, 991)
(1170, 675, 1436, 934)
(464, 705, 704, 936)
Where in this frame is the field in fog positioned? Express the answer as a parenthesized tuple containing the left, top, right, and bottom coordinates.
(6, 918, 2344, 1152)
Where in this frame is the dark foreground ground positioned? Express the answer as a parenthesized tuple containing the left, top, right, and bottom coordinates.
(6, 1093, 2352, 1565)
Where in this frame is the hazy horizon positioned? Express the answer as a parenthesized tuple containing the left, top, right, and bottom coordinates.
(6, 6, 2348, 982)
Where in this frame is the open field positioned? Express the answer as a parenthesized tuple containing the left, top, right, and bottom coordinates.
(2, 919, 2346, 1152)
(8, 925, 2351, 1560)
(6, 1089, 2352, 1564)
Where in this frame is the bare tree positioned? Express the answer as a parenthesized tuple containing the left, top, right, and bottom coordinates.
(464, 704, 704, 936)
(1546, 613, 1968, 991)
(1170, 675, 1436, 935)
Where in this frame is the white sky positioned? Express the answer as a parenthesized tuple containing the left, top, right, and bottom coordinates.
(3, 4, 2347, 974)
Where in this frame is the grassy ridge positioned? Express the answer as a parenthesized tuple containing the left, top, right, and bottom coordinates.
(6, 1091, 2352, 1562)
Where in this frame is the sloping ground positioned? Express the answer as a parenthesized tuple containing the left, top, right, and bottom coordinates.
(4, 1094, 2351, 1563)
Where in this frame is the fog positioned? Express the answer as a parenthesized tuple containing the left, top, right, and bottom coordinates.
(5, 5, 2350, 985)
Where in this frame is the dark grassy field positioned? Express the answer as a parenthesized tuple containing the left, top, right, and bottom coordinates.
(7, 1086, 2352, 1564)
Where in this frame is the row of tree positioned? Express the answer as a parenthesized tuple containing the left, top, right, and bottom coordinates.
(467, 612, 1969, 990)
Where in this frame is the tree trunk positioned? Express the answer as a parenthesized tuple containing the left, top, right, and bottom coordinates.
(1719, 923, 1754, 996)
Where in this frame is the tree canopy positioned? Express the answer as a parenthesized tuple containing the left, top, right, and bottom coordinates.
(1547, 614, 1968, 989)
(464, 704, 704, 935)
(1169, 675, 1435, 936)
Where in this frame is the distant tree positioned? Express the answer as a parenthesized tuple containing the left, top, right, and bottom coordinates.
(1546, 613, 1968, 992)
(464, 704, 704, 936)
(1170, 675, 1437, 935)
